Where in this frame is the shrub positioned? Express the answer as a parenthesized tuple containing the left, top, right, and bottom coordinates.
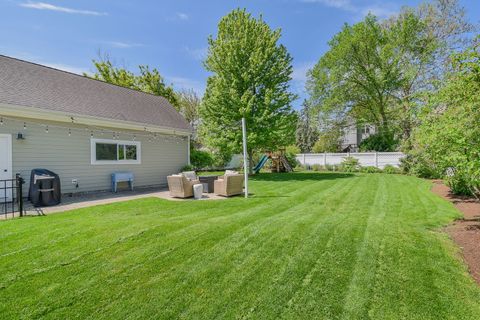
(190, 149, 214, 169)
(340, 156, 360, 172)
(405, 41, 480, 197)
(359, 131, 398, 152)
(312, 164, 324, 171)
(360, 166, 381, 173)
(383, 164, 400, 174)
(294, 164, 306, 171)
(180, 164, 194, 172)
(285, 145, 301, 168)
(325, 164, 335, 171)
(312, 129, 342, 153)
(399, 153, 440, 178)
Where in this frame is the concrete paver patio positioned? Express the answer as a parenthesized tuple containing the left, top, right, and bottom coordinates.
(2, 187, 225, 219)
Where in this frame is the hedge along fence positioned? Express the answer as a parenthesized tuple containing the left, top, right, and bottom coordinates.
(296, 152, 405, 169)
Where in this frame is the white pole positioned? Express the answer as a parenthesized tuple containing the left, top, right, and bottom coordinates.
(242, 117, 248, 198)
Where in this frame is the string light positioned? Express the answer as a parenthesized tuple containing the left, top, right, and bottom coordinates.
(0, 115, 188, 143)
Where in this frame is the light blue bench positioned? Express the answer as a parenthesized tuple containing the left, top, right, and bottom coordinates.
(111, 172, 134, 193)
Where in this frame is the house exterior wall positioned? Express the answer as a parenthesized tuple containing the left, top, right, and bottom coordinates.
(340, 122, 376, 152)
(0, 116, 188, 196)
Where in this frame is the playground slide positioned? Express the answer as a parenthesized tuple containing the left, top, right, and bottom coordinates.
(253, 155, 269, 173)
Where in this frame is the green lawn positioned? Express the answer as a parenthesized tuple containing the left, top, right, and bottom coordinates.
(1, 172, 480, 319)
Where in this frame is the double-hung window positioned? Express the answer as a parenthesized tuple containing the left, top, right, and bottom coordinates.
(91, 139, 141, 164)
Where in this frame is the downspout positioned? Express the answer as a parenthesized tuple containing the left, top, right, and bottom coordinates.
(187, 135, 191, 166)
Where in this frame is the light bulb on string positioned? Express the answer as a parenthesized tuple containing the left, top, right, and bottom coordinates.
(90, 131, 94, 138)
(68, 129, 71, 137)
(23, 122, 26, 130)
(0, 117, 3, 126)
(45, 125, 49, 133)
(133, 135, 136, 141)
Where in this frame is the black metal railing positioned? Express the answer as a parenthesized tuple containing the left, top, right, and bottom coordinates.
(1, 174, 25, 219)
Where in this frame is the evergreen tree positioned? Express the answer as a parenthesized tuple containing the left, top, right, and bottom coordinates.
(296, 100, 318, 153)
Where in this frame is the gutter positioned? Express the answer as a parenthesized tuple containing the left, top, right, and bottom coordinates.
(0, 103, 192, 136)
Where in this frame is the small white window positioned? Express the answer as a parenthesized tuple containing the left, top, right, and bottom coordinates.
(91, 138, 141, 165)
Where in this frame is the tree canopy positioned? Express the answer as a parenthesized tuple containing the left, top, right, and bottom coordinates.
(200, 9, 297, 171)
(307, 12, 436, 139)
(408, 38, 480, 196)
(307, 0, 474, 149)
(296, 100, 318, 153)
(86, 59, 179, 108)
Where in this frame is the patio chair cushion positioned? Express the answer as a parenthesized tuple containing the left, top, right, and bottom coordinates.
(182, 171, 197, 181)
(214, 173, 244, 197)
(167, 175, 200, 198)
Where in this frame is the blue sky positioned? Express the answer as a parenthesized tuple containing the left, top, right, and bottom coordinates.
(1, 0, 479, 109)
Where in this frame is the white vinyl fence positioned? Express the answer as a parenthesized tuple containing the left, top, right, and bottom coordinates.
(296, 152, 405, 169)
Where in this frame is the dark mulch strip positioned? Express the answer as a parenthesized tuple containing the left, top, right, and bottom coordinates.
(431, 180, 480, 284)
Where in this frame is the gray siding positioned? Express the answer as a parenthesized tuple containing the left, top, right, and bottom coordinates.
(0, 116, 188, 196)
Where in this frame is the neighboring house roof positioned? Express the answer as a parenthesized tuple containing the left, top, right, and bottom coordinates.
(0, 55, 190, 133)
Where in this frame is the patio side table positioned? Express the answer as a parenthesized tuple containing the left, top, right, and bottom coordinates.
(198, 175, 219, 193)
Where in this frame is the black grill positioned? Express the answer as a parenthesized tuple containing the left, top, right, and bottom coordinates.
(28, 169, 61, 207)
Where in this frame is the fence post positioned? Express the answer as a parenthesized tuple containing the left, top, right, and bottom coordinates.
(323, 152, 327, 166)
(303, 153, 306, 166)
(374, 152, 379, 168)
(16, 174, 24, 217)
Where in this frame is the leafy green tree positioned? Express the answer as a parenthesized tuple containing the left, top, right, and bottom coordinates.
(359, 131, 398, 152)
(307, 13, 436, 140)
(87, 59, 179, 108)
(296, 100, 319, 153)
(388, 0, 475, 142)
(409, 38, 480, 196)
(416, 0, 475, 78)
(312, 127, 342, 153)
(201, 9, 297, 172)
(177, 89, 201, 143)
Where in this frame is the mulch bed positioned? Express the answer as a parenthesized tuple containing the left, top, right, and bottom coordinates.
(431, 180, 480, 284)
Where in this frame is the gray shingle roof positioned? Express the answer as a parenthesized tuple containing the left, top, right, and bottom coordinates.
(0, 55, 191, 132)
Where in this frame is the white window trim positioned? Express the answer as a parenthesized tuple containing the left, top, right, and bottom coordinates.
(90, 138, 141, 165)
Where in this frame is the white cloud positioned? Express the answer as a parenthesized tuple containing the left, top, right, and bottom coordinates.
(19, 2, 107, 16)
(184, 46, 207, 61)
(165, 76, 205, 96)
(303, 0, 355, 12)
(291, 61, 316, 96)
(361, 6, 397, 18)
(176, 12, 189, 20)
(105, 41, 144, 49)
(166, 12, 190, 22)
(42, 62, 88, 75)
(292, 61, 315, 83)
(302, 0, 397, 18)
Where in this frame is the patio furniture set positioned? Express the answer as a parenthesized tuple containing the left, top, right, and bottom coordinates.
(167, 170, 244, 199)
